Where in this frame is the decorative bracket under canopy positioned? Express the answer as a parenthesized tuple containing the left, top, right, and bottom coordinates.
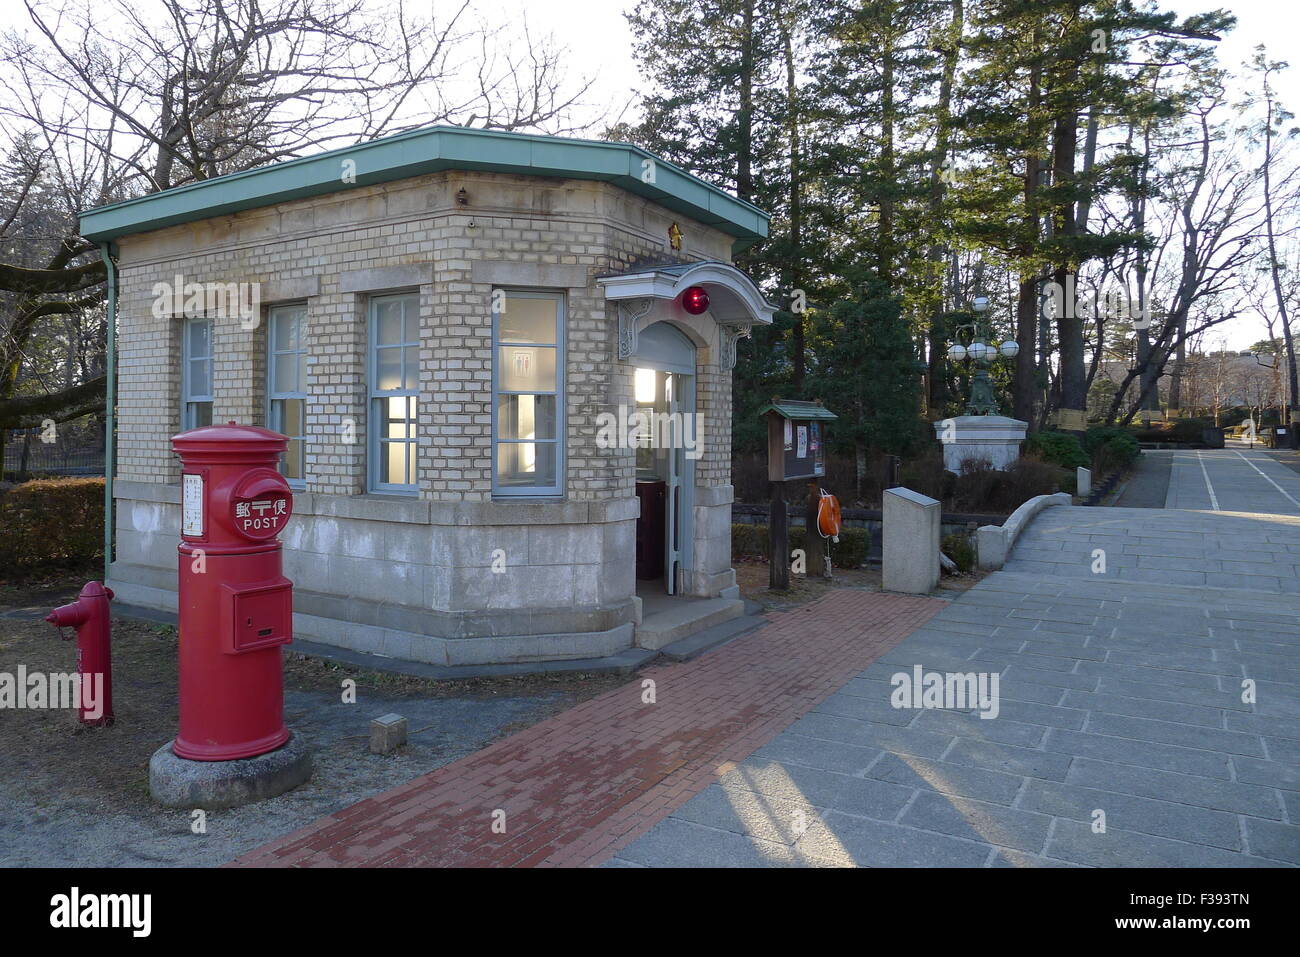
(718, 321, 753, 370)
(617, 297, 655, 360)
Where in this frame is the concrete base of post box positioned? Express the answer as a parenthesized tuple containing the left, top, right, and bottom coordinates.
(149, 733, 313, 810)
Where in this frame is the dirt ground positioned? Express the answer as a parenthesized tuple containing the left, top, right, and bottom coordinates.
(734, 558, 983, 611)
(0, 557, 970, 867)
(0, 563, 631, 867)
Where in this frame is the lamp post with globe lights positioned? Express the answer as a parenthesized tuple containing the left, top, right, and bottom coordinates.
(946, 297, 1019, 416)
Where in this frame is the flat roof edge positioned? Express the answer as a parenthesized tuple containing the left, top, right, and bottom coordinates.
(79, 126, 769, 243)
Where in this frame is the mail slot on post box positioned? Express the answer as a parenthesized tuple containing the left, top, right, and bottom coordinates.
(171, 422, 296, 762)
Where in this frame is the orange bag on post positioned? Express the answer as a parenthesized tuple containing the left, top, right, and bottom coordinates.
(816, 489, 842, 542)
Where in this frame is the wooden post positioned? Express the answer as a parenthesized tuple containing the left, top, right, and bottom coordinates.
(769, 480, 790, 590)
(805, 480, 825, 578)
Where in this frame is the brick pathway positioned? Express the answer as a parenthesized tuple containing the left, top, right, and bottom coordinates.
(228, 589, 942, 868)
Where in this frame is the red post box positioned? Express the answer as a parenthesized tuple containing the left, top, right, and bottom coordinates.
(171, 422, 295, 761)
(45, 581, 115, 726)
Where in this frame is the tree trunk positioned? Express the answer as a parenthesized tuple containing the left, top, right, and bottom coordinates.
(781, 12, 806, 393)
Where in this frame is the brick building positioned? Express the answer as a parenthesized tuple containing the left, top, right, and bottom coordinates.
(79, 127, 773, 667)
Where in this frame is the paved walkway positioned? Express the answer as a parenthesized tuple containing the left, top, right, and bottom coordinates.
(1165, 447, 1300, 515)
(1111, 449, 1172, 508)
(229, 590, 941, 867)
(614, 450, 1300, 867)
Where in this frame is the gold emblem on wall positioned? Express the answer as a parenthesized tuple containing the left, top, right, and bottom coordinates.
(668, 222, 682, 251)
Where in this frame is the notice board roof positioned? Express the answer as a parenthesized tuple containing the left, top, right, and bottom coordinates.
(757, 400, 838, 421)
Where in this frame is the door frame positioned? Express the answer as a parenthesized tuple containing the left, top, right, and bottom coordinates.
(631, 322, 697, 595)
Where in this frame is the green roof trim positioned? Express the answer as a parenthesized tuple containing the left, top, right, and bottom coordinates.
(78, 126, 769, 249)
(757, 400, 838, 421)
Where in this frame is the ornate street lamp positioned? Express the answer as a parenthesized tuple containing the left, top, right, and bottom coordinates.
(946, 297, 1018, 415)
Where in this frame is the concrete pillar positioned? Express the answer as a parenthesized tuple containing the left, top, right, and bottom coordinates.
(1077, 467, 1091, 499)
(883, 487, 941, 594)
(932, 415, 1029, 473)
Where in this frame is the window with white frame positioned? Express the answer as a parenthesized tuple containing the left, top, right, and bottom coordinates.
(368, 293, 419, 493)
(182, 316, 213, 430)
(493, 290, 563, 497)
(267, 303, 308, 486)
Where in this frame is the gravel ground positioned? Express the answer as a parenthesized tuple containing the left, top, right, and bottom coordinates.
(0, 565, 630, 867)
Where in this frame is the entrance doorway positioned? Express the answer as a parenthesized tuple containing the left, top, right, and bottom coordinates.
(631, 323, 696, 596)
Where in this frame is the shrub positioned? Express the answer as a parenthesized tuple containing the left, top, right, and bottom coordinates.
(1132, 417, 1214, 444)
(949, 459, 1006, 513)
(0, 478, 104, 569)
(941, 532, 976, 572)
(1023, 431, 1090, 469)
(898, 446, 952, 502)
(730, 523, 871, 570)
(1094, 434, 1140, 472)
(1006, 456, 1070, 503)
(951, 456, 1068, 512)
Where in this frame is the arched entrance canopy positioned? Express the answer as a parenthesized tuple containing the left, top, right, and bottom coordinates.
(597, 260, 777, 369)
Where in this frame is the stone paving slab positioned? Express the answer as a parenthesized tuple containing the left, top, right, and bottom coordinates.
(617, 451, 1299, 867)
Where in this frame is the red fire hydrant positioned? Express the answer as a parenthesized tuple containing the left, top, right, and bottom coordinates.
(171, 422, 295, 761)
(45, 581, 115, 726)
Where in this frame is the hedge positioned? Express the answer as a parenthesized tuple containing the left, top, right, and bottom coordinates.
(1023, 431, 1090, 469)
(732, 523, 871, 569)
(0, 478, 104, 569)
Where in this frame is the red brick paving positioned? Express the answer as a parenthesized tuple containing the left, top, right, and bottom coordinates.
(229, 589, 942, 868)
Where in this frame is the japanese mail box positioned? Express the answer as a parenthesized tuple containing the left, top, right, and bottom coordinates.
(171, 422, 295, 761)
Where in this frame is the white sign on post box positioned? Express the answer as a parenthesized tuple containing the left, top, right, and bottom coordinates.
(182, 473, 204, 537)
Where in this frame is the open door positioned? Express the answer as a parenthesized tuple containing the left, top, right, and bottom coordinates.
(632, 324, 696, 596)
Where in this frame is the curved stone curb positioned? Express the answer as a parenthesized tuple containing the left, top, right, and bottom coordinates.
(976, 492, 1071, 571)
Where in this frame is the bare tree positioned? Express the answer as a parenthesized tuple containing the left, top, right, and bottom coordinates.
(0, 0, 598, 470)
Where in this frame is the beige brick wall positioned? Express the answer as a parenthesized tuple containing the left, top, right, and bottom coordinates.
(114, 170, 738, 501)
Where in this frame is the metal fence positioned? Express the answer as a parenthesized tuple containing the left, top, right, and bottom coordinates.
(2, 428, 106, 477)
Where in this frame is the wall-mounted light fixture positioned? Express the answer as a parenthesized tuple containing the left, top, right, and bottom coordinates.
(456, 188, 469, 206)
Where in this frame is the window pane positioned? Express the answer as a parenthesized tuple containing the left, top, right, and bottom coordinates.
(298, 352, 309, 391)
(497, 394, 556, 441)
(381, 441, 405, 485)
(272, 313, 297, 352)
(283, 438, 304, 481)
(379, 396, 416, 439)
(376, 299, 404, 345)
(282, 398, 305, 437)
(498, 346, 556, 392)
(403, 346, 418, 390)
(189, 358, 211, 398)
(498, 296, 557, 344)
(376, 346, 402, 391)
(191, 401, 212, 428)
(273, 353, 297, 394)
(188, 319, 210, 358)
(496, 442, 556, 487)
